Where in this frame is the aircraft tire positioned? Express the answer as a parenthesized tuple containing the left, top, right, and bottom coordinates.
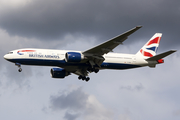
(94, 69, 99, 73)
(86, 77, 90, 82)
(82, 77, 85, 80)
(18, 68, 22, 72)
(78, 76, 82, 80)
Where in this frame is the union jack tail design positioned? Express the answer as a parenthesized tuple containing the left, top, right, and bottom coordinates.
(136, 33, 162, 58)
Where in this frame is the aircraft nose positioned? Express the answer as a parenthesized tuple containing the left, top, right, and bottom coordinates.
(4, 54, 8, 60)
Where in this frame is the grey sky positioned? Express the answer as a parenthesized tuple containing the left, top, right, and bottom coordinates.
(0, 0, 180, 120)
(0, 0, 180, 49)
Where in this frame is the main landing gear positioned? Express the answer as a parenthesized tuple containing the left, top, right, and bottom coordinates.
(87, 68, 99, 73)
(15, 63, 22, 72)
(78, 75, 90, 82)
(78, 67, 99, 82)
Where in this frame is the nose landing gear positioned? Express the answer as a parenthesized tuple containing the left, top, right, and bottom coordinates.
(15, 63, 22, 72)
(18, 68, 22, 72)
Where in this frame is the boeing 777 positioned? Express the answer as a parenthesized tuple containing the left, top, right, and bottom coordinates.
(4, 26, 176, 81)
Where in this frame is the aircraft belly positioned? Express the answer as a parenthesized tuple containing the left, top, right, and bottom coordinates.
(7, 58, 66, 66)
(101, 62, 141, 70)
(8, 58, 141, 70)
(8, 58, 90, 68)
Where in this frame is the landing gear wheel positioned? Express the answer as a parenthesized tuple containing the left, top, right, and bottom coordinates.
(85, 77, 90, 82)
(82, 77, 85, 81)
(15, 63, 22, 72)
(78, 76, 90, 82)
(94, 69, 99, 73)
(87, 67, 99, 73)
(18, 68, 22, 72)
(78, 76, 82, 80)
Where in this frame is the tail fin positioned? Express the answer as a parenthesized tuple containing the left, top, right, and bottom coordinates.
(136, 33, 162, 58)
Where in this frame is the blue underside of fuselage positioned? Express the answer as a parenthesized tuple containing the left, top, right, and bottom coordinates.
(7, 59, 141, 70)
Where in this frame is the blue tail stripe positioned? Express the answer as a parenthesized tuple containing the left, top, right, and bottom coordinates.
(146, 47, 157, 52)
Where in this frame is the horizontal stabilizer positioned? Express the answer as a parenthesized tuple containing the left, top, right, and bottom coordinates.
(146, 50, 176, 61)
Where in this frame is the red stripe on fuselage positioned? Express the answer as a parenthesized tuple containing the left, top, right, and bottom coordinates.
(18, 50, 36, 53)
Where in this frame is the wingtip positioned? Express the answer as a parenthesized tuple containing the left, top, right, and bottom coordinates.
(136, 25, 143, 28)
(171, 50, 177, 52)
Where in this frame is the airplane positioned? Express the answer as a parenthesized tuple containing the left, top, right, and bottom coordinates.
(4, 26, 176, 82)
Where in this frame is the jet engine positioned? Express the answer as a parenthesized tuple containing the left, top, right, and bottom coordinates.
(65, 52, 84, 63)
(50, 68, 70, 78)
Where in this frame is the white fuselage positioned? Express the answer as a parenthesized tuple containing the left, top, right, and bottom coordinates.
(3, 28, 175, 81)
(4, 48, 156, 70)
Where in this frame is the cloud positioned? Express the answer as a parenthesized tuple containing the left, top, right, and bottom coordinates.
(49, 87, 113, 120)
(50, 87, 88, 111)
(120, 83, 144, 91)
(2, 63, 32, 88)
(0, 0, 31, 10)
(0, 1, 180, 120)
(0, 29, 33, 88)
(64, 111, 80, 120)
(0, 0, 179, 50)
(118, 114, 131, 120)
(173, 109, 180, 116)
(83, 95, 113, 120)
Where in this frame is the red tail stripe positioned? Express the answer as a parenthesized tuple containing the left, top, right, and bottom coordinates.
(143, 51, 153, 57)
(140, 49, 143, 53)
(147, 37, 160, 46)
(140, 49, 153, 57)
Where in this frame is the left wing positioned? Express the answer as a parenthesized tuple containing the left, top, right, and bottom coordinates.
(61, 26, 142, 79)
(83, 26, 142, 56)
(82, 26, 142, 67)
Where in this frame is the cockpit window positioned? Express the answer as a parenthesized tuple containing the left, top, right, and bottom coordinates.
(8, 52, 13, 54)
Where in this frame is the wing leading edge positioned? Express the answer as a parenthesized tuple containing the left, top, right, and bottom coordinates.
(82, 26, 142, 67)
(83, 26, 142, 56)
(60, 26, 143, 80)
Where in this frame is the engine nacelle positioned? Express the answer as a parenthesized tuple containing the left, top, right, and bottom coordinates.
(65, 52, 84, 63)
(50, 68, 69, 78)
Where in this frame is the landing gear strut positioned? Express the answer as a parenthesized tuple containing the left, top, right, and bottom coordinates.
(78, 75, 90, 82)
(15, 63, 22, 72)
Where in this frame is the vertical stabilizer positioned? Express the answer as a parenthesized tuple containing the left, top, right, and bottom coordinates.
(136, 33, 162, 58)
